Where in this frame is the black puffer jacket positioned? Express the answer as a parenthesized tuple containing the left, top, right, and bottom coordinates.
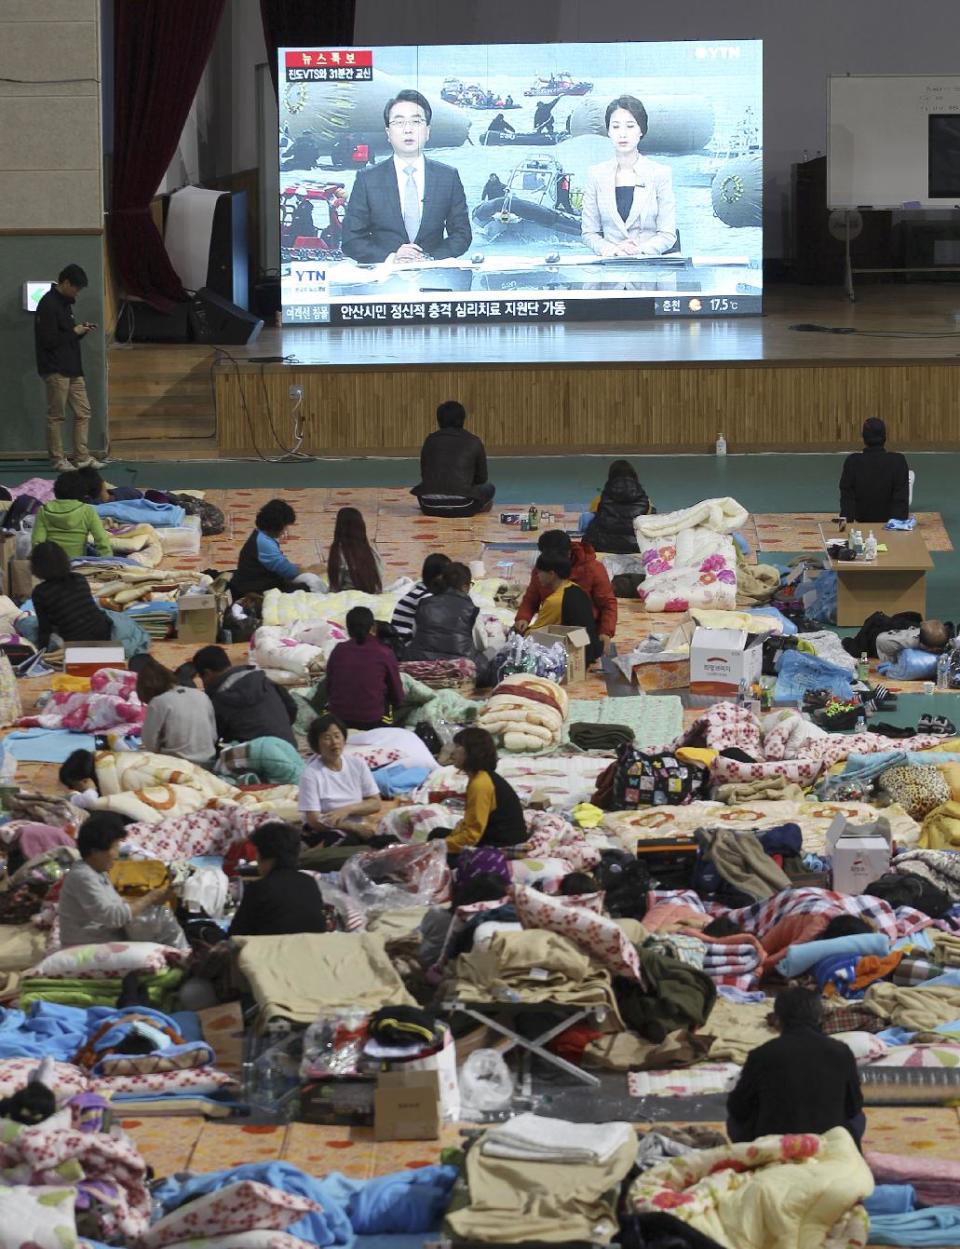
(412, 428, 489, 499)
(584, 475, 652, 553)
(205, 664, 297, 747)
(405, 589, 479, 661)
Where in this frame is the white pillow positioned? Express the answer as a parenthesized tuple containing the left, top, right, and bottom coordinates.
(29, 941, 185, 979)
(0, 1185, 77, 1249)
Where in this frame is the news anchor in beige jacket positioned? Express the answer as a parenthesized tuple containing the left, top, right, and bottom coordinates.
(580, 95, 677, 258)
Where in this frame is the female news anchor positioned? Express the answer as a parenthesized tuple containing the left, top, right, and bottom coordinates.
(580, 95, 677, 258)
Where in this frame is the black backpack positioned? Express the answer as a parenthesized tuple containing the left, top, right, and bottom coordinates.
(865, 872, 952, 919)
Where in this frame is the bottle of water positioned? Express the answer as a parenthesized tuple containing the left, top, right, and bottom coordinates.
(864, 530, 877, 561)
(857, 652, 869, 683)
(937, 650, 951, 690)
(715, 433, 727, 456)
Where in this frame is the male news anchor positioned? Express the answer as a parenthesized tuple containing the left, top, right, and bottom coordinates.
(340, 89, 471, 264)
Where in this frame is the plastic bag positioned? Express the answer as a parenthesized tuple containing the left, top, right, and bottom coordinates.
(339, 840, 451, 912)
(300, 1011, 367, 1079)
(773, 648, 854, 704)
(494, 632, 567, 683)
(457, 1048, 514, 1118)
(877, 648, 939, 681)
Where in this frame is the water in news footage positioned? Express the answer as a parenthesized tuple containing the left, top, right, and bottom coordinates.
(278, 40, 763, 317)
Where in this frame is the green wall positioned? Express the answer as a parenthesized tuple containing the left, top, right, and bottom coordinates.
(0, 235, 106, 458)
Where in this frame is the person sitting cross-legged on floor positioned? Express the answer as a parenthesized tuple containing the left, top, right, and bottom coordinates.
(192, 645, 298, 748)
(230, 498, 323, 598)
(527, 552, 603, 664)
(32, 469, 112, 559)
(30, 540, 112, 652)
(58, 811, 188, 950)
(411, 400, 495, 517)
(514, 529, 617, 648)
(228, 822, 335, 936)
(135, 655, 218, 768)
(391, 552, 451, 641)
(428, 727, 526, 855)
(726, 986, 865, 1148)
(839, 416, 910, 524)
(326, 606, 404, 730)
(298, 713, 383, 846)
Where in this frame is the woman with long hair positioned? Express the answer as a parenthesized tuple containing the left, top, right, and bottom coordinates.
(327, 507, 384, 593)
(135, 655, 218, 767)
(325, 605, 403, 729)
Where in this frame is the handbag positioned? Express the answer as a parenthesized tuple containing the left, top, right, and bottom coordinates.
(611, 744, 709, 811)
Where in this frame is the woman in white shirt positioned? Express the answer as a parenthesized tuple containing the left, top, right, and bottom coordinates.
(298, 713, 382, 846)
(580, 95, 677, 259)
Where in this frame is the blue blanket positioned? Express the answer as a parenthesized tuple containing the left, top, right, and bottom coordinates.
(868, 1208, 960, 1246)
(94, 499, 185, 527)
(0, 1002, 194, 1061)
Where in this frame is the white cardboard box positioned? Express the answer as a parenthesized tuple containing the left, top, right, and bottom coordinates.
(826, 813, 892, 895)
(689, 627, 763, 697)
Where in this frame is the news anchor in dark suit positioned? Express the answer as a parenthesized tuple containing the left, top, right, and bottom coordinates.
(341, 89, 471, 264)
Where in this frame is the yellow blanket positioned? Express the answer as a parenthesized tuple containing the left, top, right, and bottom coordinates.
(629, 1128, 872, 1249)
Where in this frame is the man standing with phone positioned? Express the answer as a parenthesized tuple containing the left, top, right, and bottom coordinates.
(34, 264, 103, 471)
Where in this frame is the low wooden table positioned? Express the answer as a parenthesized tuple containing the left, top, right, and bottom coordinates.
(821, 526, 933, 626)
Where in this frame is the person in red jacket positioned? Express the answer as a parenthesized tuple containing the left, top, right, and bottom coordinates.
(513, 529, 617, 645)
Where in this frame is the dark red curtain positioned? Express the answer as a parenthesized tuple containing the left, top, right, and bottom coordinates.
(110, 0, 227, 309)
(260, 0, 356, 91)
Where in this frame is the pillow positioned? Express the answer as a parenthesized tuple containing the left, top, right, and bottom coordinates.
(344, 745, 402, 771)
(0, 1185, 77, 1249)
(94, 1066, 238, 1097)
(879, 765, 951, 821)
(0, 1058, 88, 1104)
(29, 941, 185, 980)
(95, 1042, 215, 1077)
(512, 884, 643, 981)
(160, 1235, 314, 1249)
(139, 1180, 322, 1249)
(833, 1031, 889, 1064)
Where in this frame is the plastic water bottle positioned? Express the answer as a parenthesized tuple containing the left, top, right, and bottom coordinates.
(864, 530, 877, 561)
(715, 432, 727, 456)
(937, 650, 951, 690)
(857, 652, 869, 683)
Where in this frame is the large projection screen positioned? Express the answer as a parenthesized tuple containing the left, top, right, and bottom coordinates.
(278, 39, 762, 329)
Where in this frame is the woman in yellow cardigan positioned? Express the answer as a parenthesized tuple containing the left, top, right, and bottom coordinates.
(429, 727, 526, 855)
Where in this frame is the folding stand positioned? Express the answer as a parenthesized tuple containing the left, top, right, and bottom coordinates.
(448, 1000, 604, 1087)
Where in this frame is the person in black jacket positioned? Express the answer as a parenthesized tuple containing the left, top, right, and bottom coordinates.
(584, 459, 652, 553)
(30, 541, 112, 651)
(726, 987, 865, 1146)
(192, 645, 297, 748)
(34, 264, 102, 472)
(411, 401, 495, 517)
(229, 823, 335, 936)
(405, 562, 480, 661)
(839, 417, 910, 524)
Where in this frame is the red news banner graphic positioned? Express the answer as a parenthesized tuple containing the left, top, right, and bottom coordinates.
(284, 50, 373, 82)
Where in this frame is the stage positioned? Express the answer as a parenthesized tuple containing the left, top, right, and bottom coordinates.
(107, 283, 960, 460)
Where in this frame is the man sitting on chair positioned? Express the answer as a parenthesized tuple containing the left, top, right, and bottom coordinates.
(839, 417, 910, 523)
(341, 89, 471, 265)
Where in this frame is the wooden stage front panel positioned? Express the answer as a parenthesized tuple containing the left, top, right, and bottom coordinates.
(214, 357, 960, 457)
(108, 285, 960, 459)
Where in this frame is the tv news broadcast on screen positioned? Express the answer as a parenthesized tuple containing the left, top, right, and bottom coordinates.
(278, 39, 762, 327)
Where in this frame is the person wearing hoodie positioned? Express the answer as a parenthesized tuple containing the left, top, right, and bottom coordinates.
(583, 459, 653, 554)
(192, 645, 298, 748)
(31, 470, 112, 559)
(514, 529, 617, 644)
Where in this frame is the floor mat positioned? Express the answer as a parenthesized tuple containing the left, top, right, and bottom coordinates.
(565, 693, 683, 748)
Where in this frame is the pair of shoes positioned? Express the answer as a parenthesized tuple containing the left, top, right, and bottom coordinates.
(73, 456, 104, 470)
(918, 713, 957, 736)
(49, 456, 72, 472)
(863, 684, 895, 713)
(802, 688, 832, 711)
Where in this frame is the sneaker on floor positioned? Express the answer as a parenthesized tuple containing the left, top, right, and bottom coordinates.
(73, 456, 105, 470)
(50, 457, 72, 472)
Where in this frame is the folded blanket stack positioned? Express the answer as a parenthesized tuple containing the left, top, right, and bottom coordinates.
(477, 674, 568, 752)
(481, 1112, 635, 1164)
(400, 657, 477, 691)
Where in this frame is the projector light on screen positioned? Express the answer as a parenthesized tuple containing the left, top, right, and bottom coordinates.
(277, 39, 762, 327)
(23, 281, 52, 312)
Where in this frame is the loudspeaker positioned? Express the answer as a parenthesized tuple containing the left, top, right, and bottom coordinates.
(116, 300, 190, 343)
(188, 288, 264, 345)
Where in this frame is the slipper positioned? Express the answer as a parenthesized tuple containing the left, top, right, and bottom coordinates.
(932, 716, 957, 736)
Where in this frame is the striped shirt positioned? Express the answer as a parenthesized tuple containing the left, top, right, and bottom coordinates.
(391, 581, 430, 638)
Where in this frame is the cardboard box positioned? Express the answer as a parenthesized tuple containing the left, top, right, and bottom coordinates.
(530, 624, 591, 685)
(386, 1026, 460, 1120)
(373, 1069, 440, 1141)
(632, 656, 690, 692)
(64, 643, 126, 677)
(177, 593, 219, 644)
(689, 627, 763, 698)
(0, 533, 17, 599)
(827, 813, 892, 895)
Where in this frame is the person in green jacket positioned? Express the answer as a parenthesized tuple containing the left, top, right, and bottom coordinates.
(32, 470, 112, 559)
